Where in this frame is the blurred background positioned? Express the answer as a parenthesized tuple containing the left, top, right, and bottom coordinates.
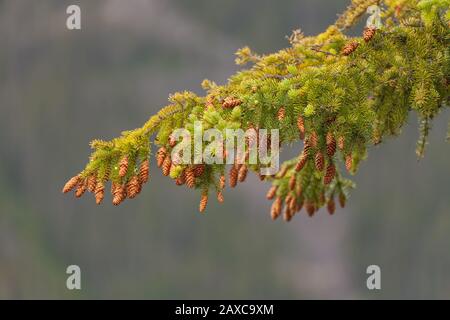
(0, 0, 449, 299)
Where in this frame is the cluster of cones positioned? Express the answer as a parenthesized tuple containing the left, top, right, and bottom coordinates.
(342, 26, 377, 56)
(266, 166, 348, 222)
(264, 115, 354, 221)
(62, 156, 149, 206)
(155, 145, 226, 213)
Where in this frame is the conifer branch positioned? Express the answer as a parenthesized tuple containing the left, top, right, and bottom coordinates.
(63, 0, 450, 221)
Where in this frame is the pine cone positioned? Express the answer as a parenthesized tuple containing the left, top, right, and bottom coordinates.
(345, 154, 353, 172)
(222, 97, 242, 109)
(156, 147, 167, 168)
(229, 165, 238, 188)
(176, 170, 186, 186)
(219, 175, 226, 189)
(303, 141, 312, 157)
(162, 156, 172, 176)
(139, 159, 150, 184)
(327, 198, 336, 215)
(266, 186, 278, 200)
(95, 182, 105, 205)
(297, 116, 305, 140)
(277, 107, 286, 121)
(283, 207, 293, 222)
(315, 152, 325, 171)
(87, 175, 97, 193)
(119, 156, 129, 177)
(309, 131, 318, 148)
(75, 181, 87, 198)
(288, 196, 297, 213)
(295, 152, 308, 172)
(186, 168, 195, 188)
(326, 132, 336, 157)
(199, 193, 208, 213)
(289, 175, 296, 191)
(238, 164, 248, 182)
(126, 175, 140, 199)
(324, 163, 336, 185)
(217, 191, 224, 203)
(62, 175, 80, 193)
(363, 26, 376, 42)
(305, 201, 316, 217)
(112, 183, 126, 206)
(168, 134, 177, 148)
(338, 136, 345, 150)
(342, 41, 359, 56)
(193, 164, 205, 177)
(271, 197, 282, 220)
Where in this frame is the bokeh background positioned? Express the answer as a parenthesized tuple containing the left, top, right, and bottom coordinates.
(0, 0, 449, 299)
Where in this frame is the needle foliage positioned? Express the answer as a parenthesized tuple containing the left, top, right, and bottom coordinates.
(63, 0, 449, 221)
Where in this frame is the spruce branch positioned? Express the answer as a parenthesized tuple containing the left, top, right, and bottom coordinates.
(63, 0, 449, 221)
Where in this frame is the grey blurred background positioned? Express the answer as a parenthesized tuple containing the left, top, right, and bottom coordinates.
(0, 0, 449, 299)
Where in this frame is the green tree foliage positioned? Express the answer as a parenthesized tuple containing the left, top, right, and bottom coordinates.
(63, 0, 449, 220)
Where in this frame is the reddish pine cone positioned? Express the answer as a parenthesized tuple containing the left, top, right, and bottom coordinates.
(295, 152, 308, 172)
(297, 116, 305, 140)
(193, 164, 205, 178)
(238, 165, 248, 182)
(363, 26, 376, 42)
(87, 175, 97, 193)
(112, 183, 126, 206)
(338, 136, 345, 150)
(119, 156, 129, 177)
(277, 107, 286, 121)
(217, 191, 224, 204)
(309, 132, 318, 148)
(75, 181, 87, 198)
(271, 197, 282, 220)
(342, 41, 359, 56)
(156, 147, 167, 168)
(327, 198, 336, 215)
(283, 207, 293, 222)
(315, 152, 325, 171)
(126, 175, 141, 199)
(176, 170, 186, 186)
(288, 196, 297, 213)
(289, 175, 296, 191)
(219, 175, 226, 189)
(95, 182, 105, 205)
(199, 193, 208, 213)
(324, 163, 336, 185)
(326, 132, 336, 157)
(345, 154, 353, 172)
(139, 159, 150, 184)
(168, 134, 177, 148)
(266, 186, 278, 200)
(162, 156, 172, 176)
(305, 201, 316, 217)
(186, 168, 195, 188)
(229, 165, 238, 188)
(62, 175, 80, 193)
(222, 97, 242, 109)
